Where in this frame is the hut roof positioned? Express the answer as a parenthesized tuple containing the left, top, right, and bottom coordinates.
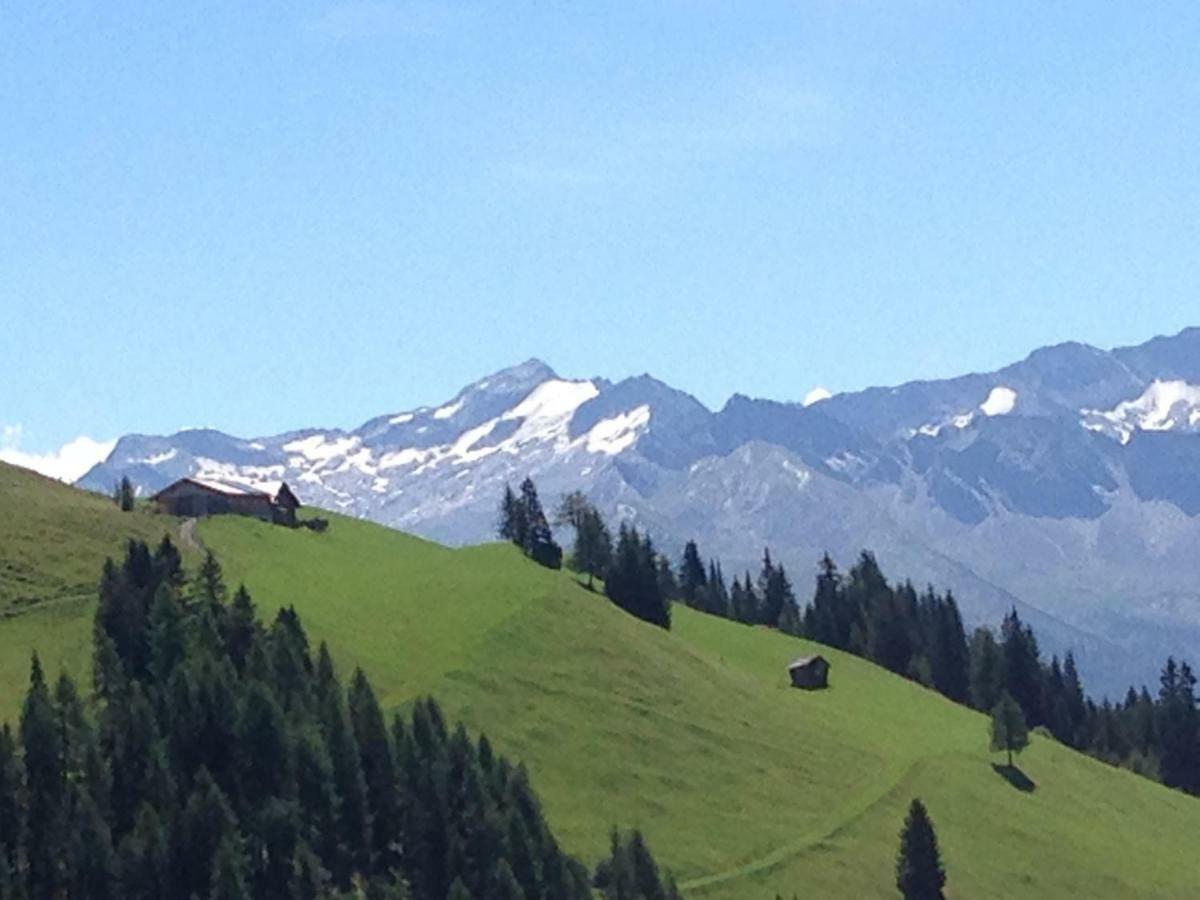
(787, 655, 827, 670)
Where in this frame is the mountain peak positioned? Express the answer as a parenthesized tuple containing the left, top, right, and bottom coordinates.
(479, 358, 559, 389)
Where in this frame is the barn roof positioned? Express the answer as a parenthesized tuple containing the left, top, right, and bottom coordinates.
(788, 655, 828, 670)
(153, 477, 296, 504)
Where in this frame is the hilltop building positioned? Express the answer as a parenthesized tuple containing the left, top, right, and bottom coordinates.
(151, 477, 300, 526)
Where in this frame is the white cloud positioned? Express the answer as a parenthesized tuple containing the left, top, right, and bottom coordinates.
(0, 425, 116, 483)
(803, 386, 833, 407)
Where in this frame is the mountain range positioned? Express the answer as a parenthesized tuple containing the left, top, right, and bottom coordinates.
(80, 327, 1200, 695)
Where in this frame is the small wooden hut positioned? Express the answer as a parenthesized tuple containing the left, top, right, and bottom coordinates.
(787, 655, 830, 690)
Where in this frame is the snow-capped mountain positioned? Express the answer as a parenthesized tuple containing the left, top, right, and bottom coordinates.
(1082, 380, 1200, 444)
(80, 327, 1200, 695)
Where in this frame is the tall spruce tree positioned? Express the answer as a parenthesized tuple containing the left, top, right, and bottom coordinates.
(21, 653, 66, 898)
(968, 628, 1004, 713)
(349, 668, 403, 871)
(519, 478, 562, 569)
(606, 525, 670, 629)
(678, 541, 707, 609)
(895, 799, 946, 900)
(118, 477, 136, 512)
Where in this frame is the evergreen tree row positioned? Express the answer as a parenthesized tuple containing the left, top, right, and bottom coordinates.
(499, 478, 563, 570)
(673, 537, 1200, 798)
(0, 538, 677, 899)
(507, 482, 1200, 800)
(969, 610, 1200, 793)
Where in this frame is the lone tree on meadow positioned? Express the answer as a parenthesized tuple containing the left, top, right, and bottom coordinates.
(556, 491, 612, 589)
(990, 691, 1030, 768)
(896, 798, 946, 900)
(115, 476, 135, 511)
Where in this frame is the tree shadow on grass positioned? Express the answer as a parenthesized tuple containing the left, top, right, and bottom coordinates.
(992, 763, 1036, 793)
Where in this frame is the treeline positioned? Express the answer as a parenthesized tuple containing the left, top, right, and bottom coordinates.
(686, 538, 1200, 798)
(0, 537, 680, 899)
(500, 484, 670, 631)
(503, 481, 1199, 799)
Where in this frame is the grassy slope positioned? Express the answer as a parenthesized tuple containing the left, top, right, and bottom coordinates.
(199, 514, 1200, 899)
(0, 462, 1196, 898)
(0, 463, 191, 712)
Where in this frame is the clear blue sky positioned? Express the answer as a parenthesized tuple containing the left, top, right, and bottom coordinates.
(3, 2, 1199, 463)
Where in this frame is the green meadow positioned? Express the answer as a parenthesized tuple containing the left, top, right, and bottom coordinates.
(1, 462, 1196, 898)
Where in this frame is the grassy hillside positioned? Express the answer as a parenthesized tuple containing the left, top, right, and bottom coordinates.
(0, 460, 1197, 898)
(0, 463, 193, 711)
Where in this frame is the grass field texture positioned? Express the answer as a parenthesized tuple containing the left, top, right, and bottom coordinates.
(1, 462, 1196, 898)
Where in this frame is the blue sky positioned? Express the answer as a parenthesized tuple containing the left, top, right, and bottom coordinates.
(3, 2, 1198, 476)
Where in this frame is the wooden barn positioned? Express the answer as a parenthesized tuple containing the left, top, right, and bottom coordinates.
(151, 478, 301, 526)
(787, 655, 830, 690)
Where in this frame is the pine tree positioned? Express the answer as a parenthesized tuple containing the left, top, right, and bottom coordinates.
(990, 692, 1030, 768)
(65, 789, 116, 900)
(804, 554, 843, 646)
(895, 799, 946, 900)
(968, 627, 1004, 712)
(1062, 652, 1087, 748)
(491, 858, 526, 900)
(349, 668, 403, 871)
(558, 495, 612, 589)
(320, 670, 371, 885)
(225, 586, 259, 673)
(678, 541, 707, 609)
(519, 478, 562, 569)
(177, 767, 240, 898)
(118, 804, 170, 900)
(118, 476, 136, 511)
(704, 561, 730, 619)
(1157, 658, 1200, 793)
(209, 833, 252, 900)
(236, 681, 295, 810)
(605, 526, 670, 629)
(21, 653, 66, 898)
(498, 484, 527, 547)
(148, 582, 187, 685)
(0, 725, 21, 877)
(1000, 608, 1044, 726)
(655, 555, 678, 603)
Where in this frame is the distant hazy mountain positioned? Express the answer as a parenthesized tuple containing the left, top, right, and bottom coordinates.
(80, 327, 1200, 695)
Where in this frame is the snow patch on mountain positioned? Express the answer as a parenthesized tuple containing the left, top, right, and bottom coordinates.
(195, 457, 286, 482)
(283, 434, 361, 463)
(389, 412, 414, 425)
(144, 449, 178, 466)
(780, 458, 811, 487)
(916, 412, 974, 438)
(1082, 380, 1200, 444)
(433, 399, 463, 420)
(585, 405, 651, 455)
(980, 386, 1017, 417)
(803, 386, 832, 407)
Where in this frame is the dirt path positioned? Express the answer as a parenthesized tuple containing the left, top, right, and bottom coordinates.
(179, 517, 205, 555)
(678, 754, 942, 895)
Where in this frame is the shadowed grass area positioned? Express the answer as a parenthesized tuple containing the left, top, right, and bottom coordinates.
(1, 461, 1198, 898)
